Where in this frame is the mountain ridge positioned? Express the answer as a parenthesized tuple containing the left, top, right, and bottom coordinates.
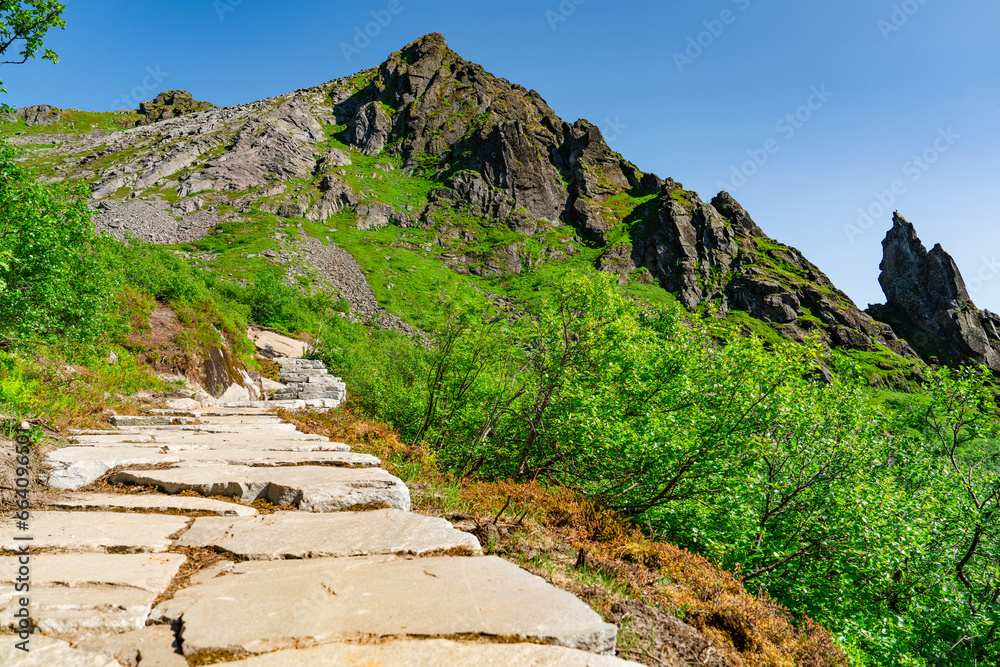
(5, 32, 985, 382)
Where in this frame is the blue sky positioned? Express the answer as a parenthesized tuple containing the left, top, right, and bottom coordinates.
(5, 0, 999, 309)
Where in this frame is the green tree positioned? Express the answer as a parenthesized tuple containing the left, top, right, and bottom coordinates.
(0, 0, 66, 95)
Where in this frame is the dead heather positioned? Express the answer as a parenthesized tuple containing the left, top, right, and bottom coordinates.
(278, 406, 848, 667)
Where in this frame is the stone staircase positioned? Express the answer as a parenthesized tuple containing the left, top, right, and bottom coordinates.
(222, 357, 347, 411)
(2, 407, 640, 666)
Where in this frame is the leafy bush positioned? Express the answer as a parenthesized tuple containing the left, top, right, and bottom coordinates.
(313, 270, 1000, 667)
(0, 145, 121, 346)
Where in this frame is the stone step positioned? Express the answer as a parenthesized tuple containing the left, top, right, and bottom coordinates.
(0, 635, 123, 666)
(111, 465, 410, 512)
(221, 400, 309, 410)
(177, 510, 481, 560)
(0, 512, 190, 553)
(69, 438, 348, 452)
(67, 434, 336, 447)
(0, 553, 185, 634)
(109, 415, 197, 427)
(221, 640, 644, 666)
(48, 492, 259, 517)
(275, 358, 324, 368)
(46, 447, 378, 489)
(76, 627, 186, 667)
(278, 370, 328, 381)
(151, 556, 617, 658)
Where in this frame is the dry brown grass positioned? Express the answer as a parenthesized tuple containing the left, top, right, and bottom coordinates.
(279, 405, 848, 667)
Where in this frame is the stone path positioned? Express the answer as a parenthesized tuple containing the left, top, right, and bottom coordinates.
(222, 357, 347, 412)
(3, 407, 641, 666)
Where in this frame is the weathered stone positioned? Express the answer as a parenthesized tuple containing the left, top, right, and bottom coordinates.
(0, 512, 190, 553)
(75, 626, 186, 667)
(109, 415, 195, 427)
(0, 554, 185, 634)
(0, 635, 122, 667)
(152, 556, 617, 656)
(868, 212, 1000, 371)
(177, 509, 481, 559)
(111, 465, 410, 512)
(222, 640, 642, 666)
(346, 100, 391, 155)
(48, 446, 376, 481)
(247, 327, 306, 359)
(48, 492, 258, 517)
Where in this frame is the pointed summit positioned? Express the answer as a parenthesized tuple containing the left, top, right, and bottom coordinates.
(869, 214, 1000, 370)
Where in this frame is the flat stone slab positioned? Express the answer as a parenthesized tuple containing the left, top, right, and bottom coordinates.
(0, 554, 185, 634)
(152, 556, 616, 657)
(48, 492, 258, 517)
(0, 635, 122, 666)
(47, 446, 380, 489)
(0, 512, 190, 553)
(75, 626, 186, 667)
(69, 434, 156, 444)
(177, 509, 481, 559)
(110, 415, 196, 427)
(248, 327, 306, 359)
(223, 640, 642, 666)
(112, 465, 410, 512)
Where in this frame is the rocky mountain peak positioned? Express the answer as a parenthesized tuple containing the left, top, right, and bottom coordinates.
(868, 213, 1000, 370)
(878, 212, 972, 326)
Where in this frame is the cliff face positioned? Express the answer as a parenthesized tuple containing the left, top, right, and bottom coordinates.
(3, 33, 924, 368)
(868, 213, 1000, 370)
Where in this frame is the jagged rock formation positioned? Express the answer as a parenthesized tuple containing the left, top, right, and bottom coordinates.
(626, 184, 916, 358)
(868, 213, 1000, 370)
(137, 90, 216, 125)
(0, 104, 62, 125)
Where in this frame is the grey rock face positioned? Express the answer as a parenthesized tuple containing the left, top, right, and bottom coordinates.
(15, 104, 62, 126)
(347, 101, 392, 155)
(868, 213, 1000, 370)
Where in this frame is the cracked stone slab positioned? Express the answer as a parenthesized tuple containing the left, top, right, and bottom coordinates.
(48, 492, 258, 517)
(0, 554, 185, 634)
(152, 556, 617, 656)
(75, 626, 186, 667)
(177, 510, 481, 559)
(46, 448, 182, 489)
(120, 423, 298, 433)
(124, 439, 347, 452)
(112, 465, 410, 512)
(0, 512, 191, 553)
(0, 635, 122, 666)
(222, 640, 643, 666)
(47, 446, 379, 489)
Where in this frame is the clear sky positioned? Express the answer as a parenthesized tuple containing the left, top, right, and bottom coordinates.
(5, 0, 999, 310)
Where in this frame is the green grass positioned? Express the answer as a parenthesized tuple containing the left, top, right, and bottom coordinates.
(330, 225, 490, 330)
(1, 109, 141, 137)
(322, 129, 439, 211)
